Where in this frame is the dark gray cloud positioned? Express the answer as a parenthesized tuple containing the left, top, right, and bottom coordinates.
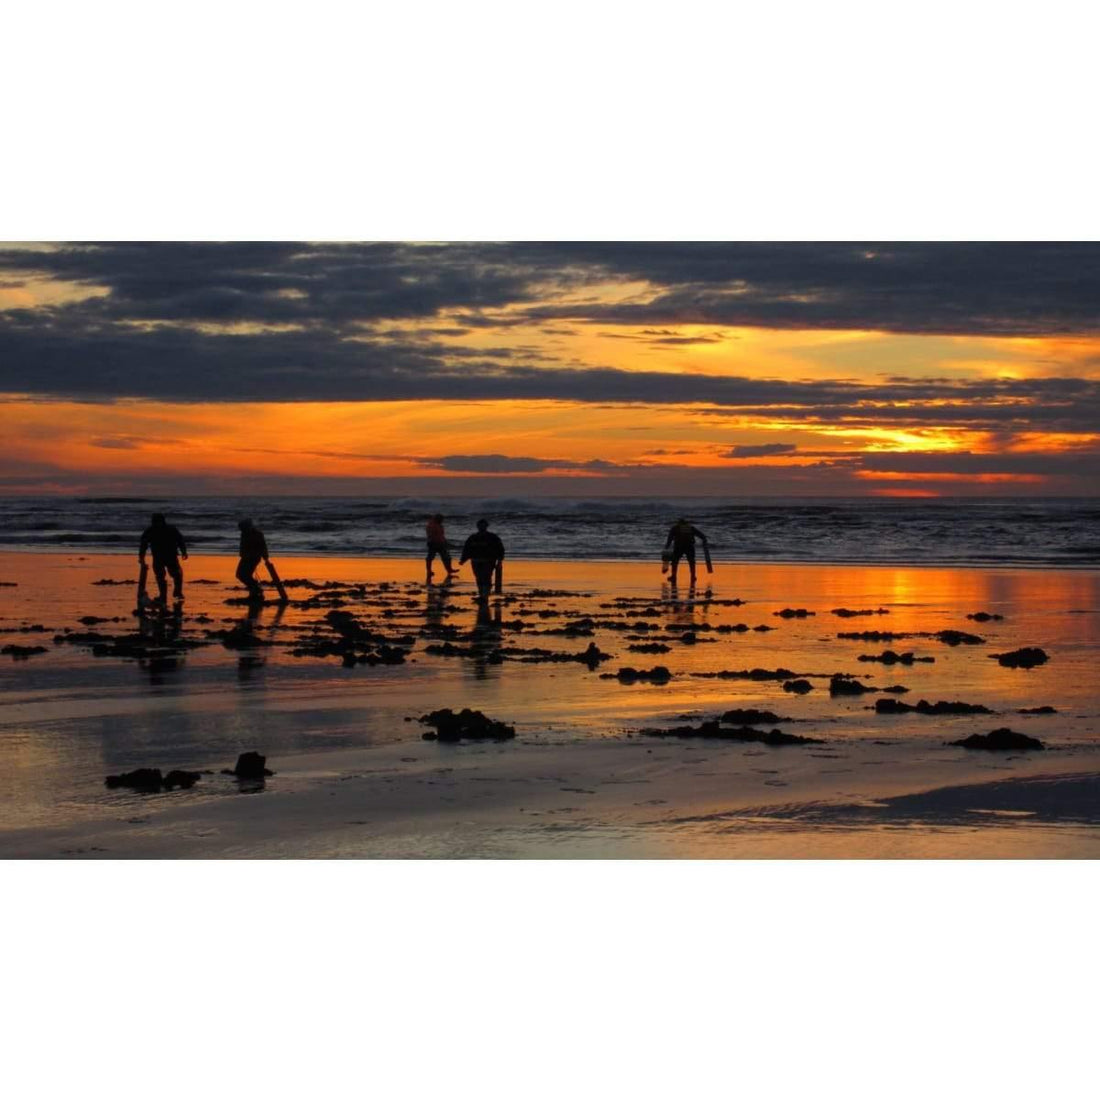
(3, 243, 1100, 439)
(0, 243, 543, 327)
(1, 299, 1098, 435)
(727, 443, 798, 458)
(601, 330, 725, 345)
(515, 243, 1100, 336)
(423, 454, 618, 474)
(4, 242, 1100, 342)
(859, 450, 1100, 477)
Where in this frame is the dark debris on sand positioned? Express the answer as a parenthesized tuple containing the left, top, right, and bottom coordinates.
(936, 629, 986, 646)
(858, 650, 934, 665)
(641, 720, 824, 746)
(837, 629, 985, 646)
(720, 708, 789, 725)
(419, 708, 516, 742)
(601, 665, 673, 683)
(875, 698, 993, 716)
(694, 667, 803, 682)
(949, 728, 1045, 751)
(502, 641, 612, 668)
(287, 608, 415, 666)
(782, 678, 814, 693)
(222, 752, 275, 778)
(54, 628, 209, 661)
(105, 767, 202, 791)
(829, 675, 877, 696)
(991, 647, 1049, 669)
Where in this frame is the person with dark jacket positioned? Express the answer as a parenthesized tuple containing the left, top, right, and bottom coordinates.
(139, 512, 188, 603)
(664, 517, 708, 586)
(460, 519, 505, 602)
(425, 513, 457, 581)
(236, 518, 270, 601)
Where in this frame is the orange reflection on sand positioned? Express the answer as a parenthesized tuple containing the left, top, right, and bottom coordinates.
(2, 552, 1098, 856)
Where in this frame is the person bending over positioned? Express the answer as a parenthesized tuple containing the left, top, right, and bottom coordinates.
(139, 512, 188, 603)
(664, 517, 708, 586)
(460, 519, 505, 602)
(236, 518, 270, 601)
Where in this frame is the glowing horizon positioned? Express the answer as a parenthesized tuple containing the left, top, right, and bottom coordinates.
(2, 242, 1099, 497)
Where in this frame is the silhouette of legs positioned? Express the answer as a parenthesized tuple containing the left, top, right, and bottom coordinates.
(670, 546, 696, 587)
(426, 544, 455, 583)
(150, 556, 183, 602)
(152, 559, 169, 602)
(166, 559, 183, 600)
(236, 555, 264, 600)
(471, 561, 494, 601)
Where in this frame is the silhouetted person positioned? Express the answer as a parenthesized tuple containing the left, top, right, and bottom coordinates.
(460, 518, 505, 602)
(139, 512, 187, 603)
(236, 518, 270, 602)
(665, 517, 708, 586)
(425, 513, 457, 582)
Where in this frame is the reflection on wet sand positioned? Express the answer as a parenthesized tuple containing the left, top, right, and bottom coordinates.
(0, 551, 1097, 856)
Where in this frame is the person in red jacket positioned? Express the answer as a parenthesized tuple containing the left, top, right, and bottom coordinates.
(425, 513, 457, 582)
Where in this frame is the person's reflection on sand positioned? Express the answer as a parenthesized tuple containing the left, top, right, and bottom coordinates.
(142, 652, 183, 683)
(666, 581, 697, 616)
(234, 594, 281, 650)
(664, 582, 715, 635)
(425, 577, 451, 633)
(138, 601, 184, 641)
(469, 599, 503, 679)
(138, 601, 185, 682)
(234, 604, 278, 696)
(237, 653, 267, 681)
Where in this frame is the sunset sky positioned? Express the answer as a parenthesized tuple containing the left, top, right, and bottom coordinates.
(2, 241, 1098, 497)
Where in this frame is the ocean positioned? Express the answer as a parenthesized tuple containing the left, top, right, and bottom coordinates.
(0, 495, 1097, 567)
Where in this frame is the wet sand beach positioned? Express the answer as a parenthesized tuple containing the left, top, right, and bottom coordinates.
(1, 551, 1098, 858)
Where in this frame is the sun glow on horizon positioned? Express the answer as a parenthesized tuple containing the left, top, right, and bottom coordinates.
(2, 243, 1099, 497)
